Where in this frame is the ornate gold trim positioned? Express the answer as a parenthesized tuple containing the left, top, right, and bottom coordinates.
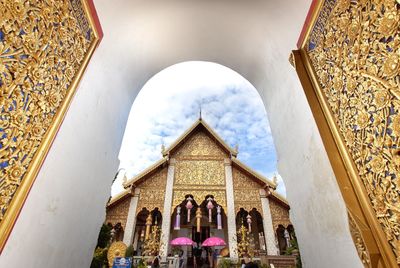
(292, 1, 399, 266)
(165, 119, 236, 156)
(108, 188, 132, 207)
(123, 157, 168, 188)
(107, 241, 127, 267)
(348, 210, 372, 268)
(0, 0, 102, 252)
(231, 158, 277, 189)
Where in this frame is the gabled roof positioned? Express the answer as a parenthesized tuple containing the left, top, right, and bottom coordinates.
(107, 188, 131, 207)
(230, 158, 289, 207)
(231, 158, 276, 189)
(112, 118, 289, 208)
(122, 157, 168, 188)
(164, 119, 237, 157)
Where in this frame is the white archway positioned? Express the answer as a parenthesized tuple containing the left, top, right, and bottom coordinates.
(0, 1, 363, 268)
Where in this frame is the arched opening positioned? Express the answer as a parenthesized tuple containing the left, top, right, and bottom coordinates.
(248, 208, 266, 252)
(100, 61, 297, 264)
(131, 207, 162, 256)
(170, 194, 228, 266)
(276, 225, 287, 255)
(115, 61, 287, 196)
(236, 208, 267, 255)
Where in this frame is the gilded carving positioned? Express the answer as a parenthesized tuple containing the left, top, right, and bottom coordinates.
(0, 0, 100, 251)
(172, 131, 227, 159)
(106, 197, 131, 229)
(232, 168, 262, 214)
(269, 199, 291, 231)
(107, 241, 127, 267)
(175, 160, 225, 186)
(307, 0, 400, 262)
(172, 190, 227, 212)
(137, 168, 167, 214)
(348, 211, 372, 268)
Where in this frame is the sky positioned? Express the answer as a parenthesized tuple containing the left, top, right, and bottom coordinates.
(113, 61, 286, 197)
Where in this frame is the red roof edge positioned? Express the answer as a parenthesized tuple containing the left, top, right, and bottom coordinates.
(87, 0, 104, 41)
(297, 0, 319, 49)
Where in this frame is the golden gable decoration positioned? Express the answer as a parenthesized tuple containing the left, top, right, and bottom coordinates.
(0, 0, 102, 252)
(172, 131, 227, 159)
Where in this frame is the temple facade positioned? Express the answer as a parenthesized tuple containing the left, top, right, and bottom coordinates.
(105, 119, 294, 261)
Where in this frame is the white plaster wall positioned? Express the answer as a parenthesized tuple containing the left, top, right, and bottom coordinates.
(0, 1, 363, 267)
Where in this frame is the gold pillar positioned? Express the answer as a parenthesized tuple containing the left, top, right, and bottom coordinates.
(145, 214, 152, 240)
(196, 207, 202, 233)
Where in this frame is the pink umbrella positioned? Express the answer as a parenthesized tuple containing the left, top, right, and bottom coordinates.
(202, 237, 226, 247)
(170, 237, 196, 246)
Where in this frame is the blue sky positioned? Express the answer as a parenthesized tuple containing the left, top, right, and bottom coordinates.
(114, 62, 286, 196)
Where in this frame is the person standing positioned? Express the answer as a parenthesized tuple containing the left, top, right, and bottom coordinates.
(243, 254, 258, 268)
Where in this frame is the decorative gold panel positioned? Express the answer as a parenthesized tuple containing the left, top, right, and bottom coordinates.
(269, 199, 291, 231)
(232, 168, 262, 213)
(348, 210, 372, 268)
(106, 197, 131, 229)
(0, 0, 101, 251)
(137, 168, 167, 214)
(301, 0, 400, 264)
(174, 160, 225, 186)
(172, 131, 227, 159)
(172, 190, 227, 213)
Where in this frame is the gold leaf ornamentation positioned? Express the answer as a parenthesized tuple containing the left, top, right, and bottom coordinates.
(307, 0, 400, 262)
(269, 199, 291, 231)
(107, 241, 127, 267)
(348, 211, 372, 267)
(232, 168, 262, 213)
(172, 131, 227, 159)
(174, 160, 225, 186)
(137, 168, 167, 214)
(106, 198, 131, 229)
(0, 0, 100, 251)
(172, 190, 227, 212)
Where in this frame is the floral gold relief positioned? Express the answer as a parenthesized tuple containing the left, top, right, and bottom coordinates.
(295, 0, 400, 266)
(171, 131, 227, 159)
(232, 168, 262, 213)
(269, 199, 291, 231)
(0, 0, 101, 251)
(175, 160, 225, 186)
(348, 211, 372, 268)
(137, 168, 167, 214)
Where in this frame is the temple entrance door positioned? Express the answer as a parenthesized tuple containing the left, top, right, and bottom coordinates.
(189, 226, 210, 268)
(192, 226, 210, 245)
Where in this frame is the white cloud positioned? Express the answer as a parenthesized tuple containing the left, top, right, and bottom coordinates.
(113, 61, 287, 197)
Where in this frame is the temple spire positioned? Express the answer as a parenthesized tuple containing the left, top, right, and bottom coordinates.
(199, 104, 202, 120)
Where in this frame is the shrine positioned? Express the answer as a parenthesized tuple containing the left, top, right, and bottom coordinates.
(105, 118, 295, 264)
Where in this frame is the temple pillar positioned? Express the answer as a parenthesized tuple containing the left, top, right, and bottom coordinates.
(224, 158, 238, 259)
(122, 188, 140, 245)
(160, 158, 176, 257)
(260, 189, 279, 255)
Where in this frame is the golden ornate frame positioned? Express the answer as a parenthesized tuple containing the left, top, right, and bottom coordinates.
(292, 0, 399, 267)
(0, 0, 102, 252)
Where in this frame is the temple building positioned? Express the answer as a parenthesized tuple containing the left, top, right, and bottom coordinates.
(105, 119, 295, 261)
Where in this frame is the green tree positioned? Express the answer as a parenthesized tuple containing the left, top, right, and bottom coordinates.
(97, 224, 112, 248)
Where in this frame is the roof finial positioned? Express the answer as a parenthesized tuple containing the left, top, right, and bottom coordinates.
(273, 173, 278, 185)
(161, 142, 166, 157)
(231, 144, 239, 158)
(199, 103, 202, 120)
